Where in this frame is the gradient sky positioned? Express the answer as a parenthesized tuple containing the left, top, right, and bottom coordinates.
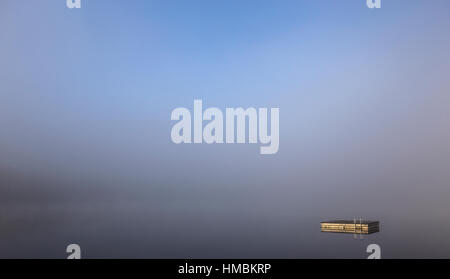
(1, 0, 450, 258)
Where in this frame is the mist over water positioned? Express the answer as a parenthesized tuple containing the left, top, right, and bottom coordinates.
(1, 0, 450, 258)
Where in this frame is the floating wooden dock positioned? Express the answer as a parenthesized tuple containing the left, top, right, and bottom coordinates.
(321, 220, 380, 234)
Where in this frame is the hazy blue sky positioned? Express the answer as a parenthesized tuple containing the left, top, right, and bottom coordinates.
(0, 0, 450, 258)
